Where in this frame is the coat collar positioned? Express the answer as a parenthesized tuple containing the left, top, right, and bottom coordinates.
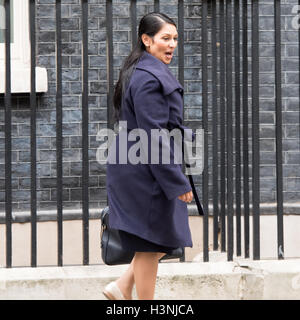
(135, 51, 184, 96)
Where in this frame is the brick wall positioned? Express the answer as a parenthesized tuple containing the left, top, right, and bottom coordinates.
(0, 0, 299, 215)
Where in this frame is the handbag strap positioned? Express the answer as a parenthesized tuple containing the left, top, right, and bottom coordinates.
(187, 174, 204, 216)
(182, 137, 204, 216)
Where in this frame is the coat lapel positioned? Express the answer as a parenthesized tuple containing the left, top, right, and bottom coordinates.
(135, 51, 184, 96)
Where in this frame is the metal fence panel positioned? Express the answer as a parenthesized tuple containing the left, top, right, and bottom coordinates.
(2, 0, 297, 267)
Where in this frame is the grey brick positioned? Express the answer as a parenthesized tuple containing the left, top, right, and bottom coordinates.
(38, 124, 57, 137)
(62, 69, 80, 82)
(283, 139, 300, 151)
(285, 72, 299, 84)
(12, 190, 31, 202)
(37, 190, 51, 202)
(89, 4, 105, 17)
(260, 139, 275, 152)
(117, 18, 131, 31)
(50, 162, 70, 176)
(61, 18, 79, 30)
(283, 112, 300, 124)
(70, 136, 82, 148)
(90, 161, 106, 175)
(285, 178, 300, 191)
(37, 163, 52, 177)
(184, 94, 202, 107)
(61, 31, 71, 42)
(62, 43, 81, 55)
(260, 112, 275, 124)
(285, 98, 299, 111)
(90, 82, 107, 94)
(40, 177, 57, 189)
(37, 0, 56, 3)
(88, 43, 99, 56)
(37, 30, 56, 42)
(89, 109, 106, 122)
(37, 5, 55, 18)
(286, 152, 300, 164)
(70, 161, 81, 176)
(184, 68, 201, 80)
(70, 56, 81, 67)
(89, 56, 106, 68)
(62, 96, 81, 109)
(19, 178, 31, 189)
(64, 109, 82, 122)
(39, 150, 57, 161)
(285, 125, 299, 138)
(69, 82, 82, 94)
(37, 18, 56, 30)
(61, 4, 70, 18)
(282, 85, 299, 98)
(113, 5, 129, 17)
(184, 18, 201, 29)
(62, 123, 80, 136)
(12, 163, 31, 178)
(70, 31, 81, 42)
(286, 44, 299, 57)
(260, 191, 276, 202)
(260, 166, 276, 177)
(89, 30, 106, 42)
(70, 188, 82, 201)
(63, 149, 81, 161)
(260, 125, 275, 138)
(18, 151, 31, 162)
(260, 178, 276, 192)
(282, 58, 299, 71)
(50, 136, 69, 149)
(283, 165, 300, 177)
(51, 189, 70, 201)
(159, 4, 177, 17)
(38, 43, 56, 55)
(284, 192, 300, 202)
(260, 152, 276, 165)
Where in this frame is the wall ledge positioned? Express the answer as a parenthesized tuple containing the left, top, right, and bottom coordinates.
(0, 66, 48, 93)
(0, 202, 299, 224)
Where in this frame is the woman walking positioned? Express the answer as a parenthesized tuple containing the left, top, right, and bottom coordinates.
(103, 12, 194, 300)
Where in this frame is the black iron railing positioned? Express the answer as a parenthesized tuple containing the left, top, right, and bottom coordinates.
(1, 0, 299, 267)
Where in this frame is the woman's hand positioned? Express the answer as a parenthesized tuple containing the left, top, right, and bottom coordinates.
(178, 190, 193, 203)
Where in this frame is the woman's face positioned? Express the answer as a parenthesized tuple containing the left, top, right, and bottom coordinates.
(142, 23, 178, 65)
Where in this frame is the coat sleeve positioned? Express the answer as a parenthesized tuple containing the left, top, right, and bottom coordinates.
(131, 73, 192, 201)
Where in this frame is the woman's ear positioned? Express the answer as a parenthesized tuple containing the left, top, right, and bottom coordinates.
(141, 34, 151, 48)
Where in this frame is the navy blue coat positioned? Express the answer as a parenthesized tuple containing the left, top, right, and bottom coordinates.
(106, 51, 194, 248)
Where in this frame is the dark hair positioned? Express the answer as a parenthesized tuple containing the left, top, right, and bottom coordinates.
(113, 12, 177, 124)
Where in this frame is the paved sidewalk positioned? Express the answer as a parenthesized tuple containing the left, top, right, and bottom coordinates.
(1, 257, 300, 299)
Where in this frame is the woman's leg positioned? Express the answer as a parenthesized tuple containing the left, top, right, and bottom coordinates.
(115, 252, 166, 300)
(115, 256, 135, 300)
(133, 252, 166, 300)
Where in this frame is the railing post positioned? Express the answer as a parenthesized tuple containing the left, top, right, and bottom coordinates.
(56, 0, 63, 267)
(251, 0, 260, 260)
(274, 0, 284, 260)
(4, 0, 12, 268)
(201, 0, 209, 262)
(29, 0, 37, 268)
(82, 0, 89, 266)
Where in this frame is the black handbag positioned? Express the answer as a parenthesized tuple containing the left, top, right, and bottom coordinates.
(100, 206, 134, 265)
(100, 175, 204, 266)
(100, 206, 185, 265)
